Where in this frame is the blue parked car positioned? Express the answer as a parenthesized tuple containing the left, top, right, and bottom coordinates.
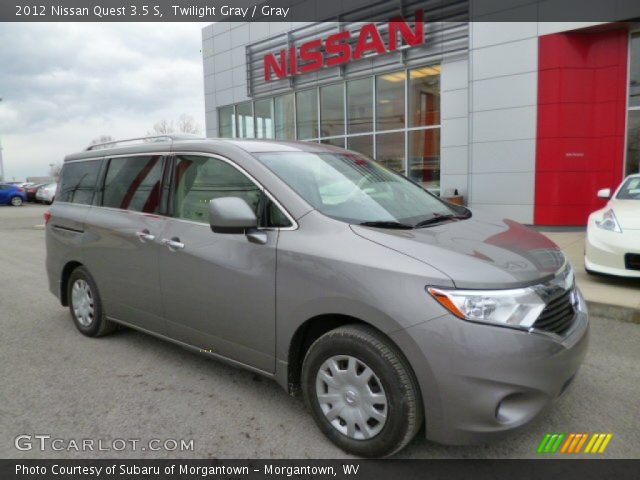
(0, 183, 27, 206)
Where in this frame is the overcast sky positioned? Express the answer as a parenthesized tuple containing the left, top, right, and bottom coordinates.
(0, 22, 207, 181)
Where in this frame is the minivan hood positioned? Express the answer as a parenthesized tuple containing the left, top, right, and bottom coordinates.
(351, 213, 565, 289)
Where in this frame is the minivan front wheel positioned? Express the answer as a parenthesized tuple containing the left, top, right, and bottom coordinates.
(67, 266, 116, 337)
(302, 325, 423, 457)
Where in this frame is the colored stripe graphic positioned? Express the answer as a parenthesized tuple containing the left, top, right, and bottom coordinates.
(540, 433, 613, 454)
(537, 433, 566, 453)
(585, 433, 613, 453)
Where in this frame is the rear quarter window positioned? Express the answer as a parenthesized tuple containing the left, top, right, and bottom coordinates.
(58, 160, 102, 205)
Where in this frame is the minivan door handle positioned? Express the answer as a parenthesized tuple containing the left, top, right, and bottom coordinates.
(135, 230, 155, 243)
(161, 238, 185, 251)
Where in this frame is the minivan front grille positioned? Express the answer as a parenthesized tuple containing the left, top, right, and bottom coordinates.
(533, 289, 576, 336)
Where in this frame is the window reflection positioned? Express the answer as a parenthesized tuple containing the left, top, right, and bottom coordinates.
(409, 129, 441, 190)
(376, 71, 405, 131)
(347, 78, 373, 134)
(321, 83, 345, 137)
(254, 99, 274, 139)
(409, 66, 441, 127)
(376, 131, 405, 173)
(218, 105, 235, 138)
(321, 137, 346, 148)
(236, 102, 254, 138)
(296, 89, 319, 140)
(274, 94, 295, 140)
(627, 110, 640, 176)
(348, 135, 374, 158)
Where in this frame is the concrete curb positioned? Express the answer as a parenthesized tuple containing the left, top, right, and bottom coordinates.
(586, 301, 640, 324)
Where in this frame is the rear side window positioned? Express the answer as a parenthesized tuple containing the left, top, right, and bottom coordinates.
(58, 160, 102, 205)
(102, 156, 164, 213)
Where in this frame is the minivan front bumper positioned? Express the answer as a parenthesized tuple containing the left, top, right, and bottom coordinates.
(389, 308, 589, 445)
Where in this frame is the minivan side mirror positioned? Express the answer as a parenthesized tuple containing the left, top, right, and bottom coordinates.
(597, 188, 612, 199)
(209, 197, 258, 234)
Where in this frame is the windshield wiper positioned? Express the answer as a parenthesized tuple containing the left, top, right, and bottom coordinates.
(359, 221, 414, 229)
(414, 213, 464, 228)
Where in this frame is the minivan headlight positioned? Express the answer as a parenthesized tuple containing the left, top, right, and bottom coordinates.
(428, 286, 546, 329)
(595, 209, 622, 233)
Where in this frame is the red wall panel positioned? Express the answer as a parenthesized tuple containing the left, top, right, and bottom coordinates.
(535, 29, 629, 225)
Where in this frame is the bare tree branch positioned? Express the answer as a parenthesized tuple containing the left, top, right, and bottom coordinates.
(148, 115, 201, 136)
(90, 135, 115, 146)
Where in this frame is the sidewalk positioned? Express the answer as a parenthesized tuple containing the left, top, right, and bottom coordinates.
(539, 229, 640, 322)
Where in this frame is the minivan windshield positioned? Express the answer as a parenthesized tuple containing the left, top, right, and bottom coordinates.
(257, 151, 468, 227)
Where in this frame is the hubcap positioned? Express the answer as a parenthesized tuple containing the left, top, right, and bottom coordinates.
(11, 197, 22, 206)
(315, 355, 388, 440)
(71, 279, 94, 327)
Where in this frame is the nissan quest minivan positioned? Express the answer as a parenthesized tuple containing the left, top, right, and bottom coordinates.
(46, 135, 589, 457)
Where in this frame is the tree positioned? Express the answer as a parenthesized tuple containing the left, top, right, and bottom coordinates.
(90, 135, 115, 147)
(148, 114, 201, 136)
(176, 114, 200, 134)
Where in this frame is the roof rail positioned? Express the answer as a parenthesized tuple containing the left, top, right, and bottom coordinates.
(84, 133, 203, 151)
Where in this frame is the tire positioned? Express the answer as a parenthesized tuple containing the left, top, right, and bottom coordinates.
(67, 266, 116, 337)
(10, 196, 23, 207)
(302, 324, 423, 457)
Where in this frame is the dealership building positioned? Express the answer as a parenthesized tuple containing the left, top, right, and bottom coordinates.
(202, 3, 639, 226)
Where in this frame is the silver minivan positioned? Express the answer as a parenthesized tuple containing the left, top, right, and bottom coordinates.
(46, 135, 588, 457)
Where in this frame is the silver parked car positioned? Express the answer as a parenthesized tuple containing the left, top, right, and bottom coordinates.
(36, 182, 57, 204)
(46, 135, 588, 457)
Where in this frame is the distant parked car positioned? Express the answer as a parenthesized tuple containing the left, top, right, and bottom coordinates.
(26, 183, 47, 202)
(585, 174, 640, 278)
(0, 183, 27, 206)
(36, 183, 57, 204)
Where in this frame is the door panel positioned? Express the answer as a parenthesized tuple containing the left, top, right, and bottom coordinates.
(83, 155, 167, 334)
(158, 154, 278, 372)
(84, 209, 166, 333)
(158, 220, 278, 371)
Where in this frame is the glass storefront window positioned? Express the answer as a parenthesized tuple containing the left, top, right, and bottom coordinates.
(409, 66, 441, 127)
(236, 102, 254, 138)
(218, 105, 235, 138)
(274, 93, 295, 140)
(376, 131, 405, 173)
(347, 135, 374, 159)
(347, 78, 373, 134)
(409, 128, 441, 190)
(376, 71, 406, 131)
(630, 33, 640, 108)
(217, 65, 441, 179)
(254, 99, 274, 139)
(626, 110, 640, 176)
(321, 137, 345, 148)
(296, 89, 319, 140)
(320, 83, 345, 137)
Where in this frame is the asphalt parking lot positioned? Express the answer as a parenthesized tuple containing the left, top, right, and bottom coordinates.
(1, 204, 639, 459)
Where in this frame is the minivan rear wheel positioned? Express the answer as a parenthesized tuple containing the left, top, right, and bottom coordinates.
(67, 266, 116, 337)
(10, 196, 23, 206)
(301, 324, 423, 457)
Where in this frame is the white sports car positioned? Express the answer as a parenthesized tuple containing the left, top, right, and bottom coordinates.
(585, 174, 640, 278)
